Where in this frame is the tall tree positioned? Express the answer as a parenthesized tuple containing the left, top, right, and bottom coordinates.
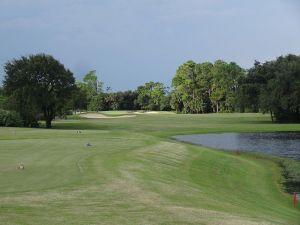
(3, 54, 75, 128)
(236, 61, 268, 112)
(116, 91, 139, 110)
(170, 90, 184, 112)
(172, 60, 244, 113)
(71, 82, 88, 112)
(83, 70, 102, 98)
(0, 87, 5, 109)
(211, 60, 244, 112)
(195, 62, 214, 113)
(172, 60, 201, 113)
(237, 54, 300, 122)
(81, 70, 103, 111)
(136, 81, 167, 110)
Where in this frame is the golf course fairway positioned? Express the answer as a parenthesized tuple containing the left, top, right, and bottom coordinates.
(0, 113, 299, 224)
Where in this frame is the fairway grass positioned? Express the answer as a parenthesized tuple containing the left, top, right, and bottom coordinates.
(0, 113, 299, 224)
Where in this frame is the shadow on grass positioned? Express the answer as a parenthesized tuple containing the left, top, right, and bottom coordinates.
(239, 120, 274, 124)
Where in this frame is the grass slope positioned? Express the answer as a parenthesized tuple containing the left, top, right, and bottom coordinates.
(0, 113, 299, 224)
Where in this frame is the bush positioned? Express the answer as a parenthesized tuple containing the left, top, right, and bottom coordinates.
(0, 109, 22, 127)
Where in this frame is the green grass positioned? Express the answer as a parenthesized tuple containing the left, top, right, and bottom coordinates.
(0, 113, 299, 224)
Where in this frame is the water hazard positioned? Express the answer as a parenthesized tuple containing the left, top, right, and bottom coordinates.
(174, 132, 300, 197)
(174, 132, 300, 160)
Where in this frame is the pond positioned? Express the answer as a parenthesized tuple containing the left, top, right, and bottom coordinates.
(173, 132, 300, 160)
(174, 132, 300, 199)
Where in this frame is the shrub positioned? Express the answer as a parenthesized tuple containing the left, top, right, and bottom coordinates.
(0, 109, 22, 127)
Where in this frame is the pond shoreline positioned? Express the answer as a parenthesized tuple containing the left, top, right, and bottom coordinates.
(173, 132, 300, 159)
(172, 132, 300, 198)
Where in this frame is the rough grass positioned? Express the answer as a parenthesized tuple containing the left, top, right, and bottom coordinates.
(0, 113, 299, 225)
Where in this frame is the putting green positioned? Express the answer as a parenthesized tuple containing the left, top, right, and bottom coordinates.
(0, 113, 299, 224)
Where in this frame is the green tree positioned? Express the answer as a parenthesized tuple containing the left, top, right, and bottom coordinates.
(118, 91, 139, 110)
(172, 61, 213, 113)
(236, 61, 268, 112)
(83, 70, 102, 97)
(170, 90, 184, 112)
(80, 70, 103, 111)
(136, 82, 166, 110)
(3, 54, 75, 128)
(195, 62, 214, 113)
(71, 82, 88, 112)
(172, 60, 200, 113)
(238, 54, 300, 122)
(172, 60, 244, 113)
(105, 92, 120, 110)
(260, 55, 300, 122)
(0, 87, 5, 109)
(211, 60, 245, 112)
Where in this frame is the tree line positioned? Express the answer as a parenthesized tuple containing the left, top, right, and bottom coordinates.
(72, 71, 171, 112)
(171, 60, 244, 113)
(0, 53, 299, 128)
(237, 55, 300, 122)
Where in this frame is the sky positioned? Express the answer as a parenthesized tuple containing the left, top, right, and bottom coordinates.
(0, 0, 300, 91)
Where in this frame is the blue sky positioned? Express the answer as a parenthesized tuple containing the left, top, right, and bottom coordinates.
(0, 0, 299, 91)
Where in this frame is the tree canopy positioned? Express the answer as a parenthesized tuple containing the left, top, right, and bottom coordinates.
(237, 54, 300, 122)
(3, 54, 75, 128)
(171, 60, 245, 113)
(0, 87, 5, 109)
(136, 81, 169, 110)
(75, 70, 103, 111)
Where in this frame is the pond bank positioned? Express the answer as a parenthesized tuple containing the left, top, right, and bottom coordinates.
(173, 132, 300, 159)
(173, 132, 300, 197)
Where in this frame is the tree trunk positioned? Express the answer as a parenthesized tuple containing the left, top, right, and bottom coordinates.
(43, 107, 53, 128)
(46, 119, 52, 128)
(270, 110, 274, 122)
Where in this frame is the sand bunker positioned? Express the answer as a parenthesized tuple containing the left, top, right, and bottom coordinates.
(133, 111, 159, 114)
(80, 113, 136, 119)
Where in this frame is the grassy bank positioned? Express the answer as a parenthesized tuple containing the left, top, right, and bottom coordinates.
(0, 113, 299, 224)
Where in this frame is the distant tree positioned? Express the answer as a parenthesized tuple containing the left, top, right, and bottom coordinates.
(80, 70, 103, 111)
(83, 70, 102, 97)
(3, 54, 75, 128)
(170, 90, 184, 112)
(172, 60, 201, 113)
(136, 82, 167, 110)
(195, 62, 214, 113)
(88, 90, 139, 111)
(210, 60, 245, 112)
(238, 54, 300, 122)
(105, 92, 120, 110)
(260, 55, 300, 122)
(136, 84, 151, 110)
(236, 61, 268, 112)
(0, 87, 5, 109)
(117, 91, 139, 110)
(71, 82, 88, 112)
(171, 60, 244, 113)
(150, 82, 167, 110)
(97, 93, 109, 111)
(160, 94, 172, 111)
